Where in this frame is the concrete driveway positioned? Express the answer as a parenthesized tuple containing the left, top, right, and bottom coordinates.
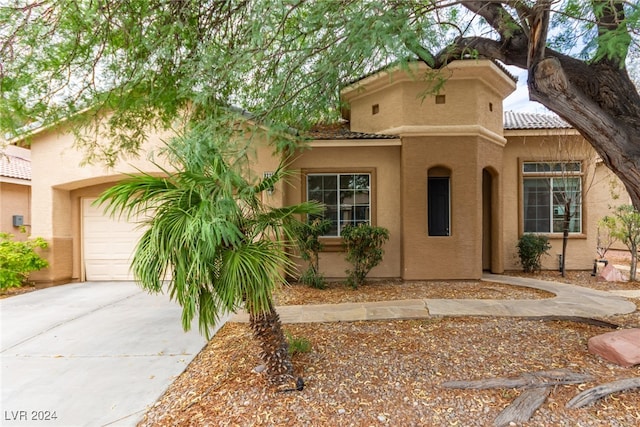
(1, 282, 212, 427)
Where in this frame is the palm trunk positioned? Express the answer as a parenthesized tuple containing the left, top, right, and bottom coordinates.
(248, 298, 294, 386)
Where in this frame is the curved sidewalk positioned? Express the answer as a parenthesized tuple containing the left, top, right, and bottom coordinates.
(231, 274, 638, 324)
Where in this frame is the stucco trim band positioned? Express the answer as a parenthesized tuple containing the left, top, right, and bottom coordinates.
(309, 138, 402, 148)
(382, 125, 507, 147)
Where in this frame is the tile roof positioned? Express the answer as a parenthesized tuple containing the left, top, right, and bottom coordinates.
(504, 111, 571, 130)
(0, 153, 31, 181)
(308, 111, 572, 140)
(306, 123, 398, 140)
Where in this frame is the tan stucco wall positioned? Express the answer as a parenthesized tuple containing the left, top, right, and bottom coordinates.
(343, 60, 514, 137)
(1, 145, 32, 241)
(501, 132, 627, 271)
(27, 124, 174, 282)
(0, 182, 31, 240)
(400, 134, 504, 280)
(285, 144, 402, 279)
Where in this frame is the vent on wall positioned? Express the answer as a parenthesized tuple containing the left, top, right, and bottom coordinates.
(372, 104, 380, 115)
(435, 95, 446, 104)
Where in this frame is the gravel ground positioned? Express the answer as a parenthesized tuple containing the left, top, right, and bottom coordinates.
(139, 267, 639, 427)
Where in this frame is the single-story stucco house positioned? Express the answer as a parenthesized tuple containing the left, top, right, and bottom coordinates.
(0, 145, 32, 241)
(19, 60, 628, 284)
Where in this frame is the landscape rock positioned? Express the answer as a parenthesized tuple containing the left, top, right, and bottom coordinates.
(596, 264, 628, 282)
(588, 328, 640, 367)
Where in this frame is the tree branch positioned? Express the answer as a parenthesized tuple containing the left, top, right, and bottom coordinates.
(527, 0, 551, 69)
(512, 0, 533, 36)
(433, 36, 523, 68)
(461, 1, 524, 39)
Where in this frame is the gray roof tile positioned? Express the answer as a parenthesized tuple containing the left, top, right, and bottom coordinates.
(504, 110, 571, 130)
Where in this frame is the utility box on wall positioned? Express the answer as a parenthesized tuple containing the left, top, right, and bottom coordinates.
(12, 215, 24, 227)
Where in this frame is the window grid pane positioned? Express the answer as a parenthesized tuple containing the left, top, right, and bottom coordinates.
(307, 173, 371, 237)
(523, 178, 551, 233)
(522, 163, 582, 234)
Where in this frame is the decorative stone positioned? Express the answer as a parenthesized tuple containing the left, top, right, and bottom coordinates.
(588, 328, 640, 367)
(596, 264, 628, 282)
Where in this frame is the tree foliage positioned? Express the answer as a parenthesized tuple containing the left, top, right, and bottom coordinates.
(2, 1, 639, 201)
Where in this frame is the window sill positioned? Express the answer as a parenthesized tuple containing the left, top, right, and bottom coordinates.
(535, 233, 587, 240)
(319, 237, 344, 252)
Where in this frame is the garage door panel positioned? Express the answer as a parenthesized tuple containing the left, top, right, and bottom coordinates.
(83, 198, 146, 281)
(84, 260, 136, 281)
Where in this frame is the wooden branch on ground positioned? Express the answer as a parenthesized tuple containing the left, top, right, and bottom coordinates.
(566, 377, 640, 408)
(442, 369, 592, 425)
(441, 369, 593, 390)
(493, 387, 552, 427)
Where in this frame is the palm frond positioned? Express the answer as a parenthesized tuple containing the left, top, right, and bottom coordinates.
(217, 241, 289, 315)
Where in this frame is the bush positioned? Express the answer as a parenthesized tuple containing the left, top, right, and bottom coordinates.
(342, 224, 389, 288)
(0, 232, 49, 289)
(294, 218, 331, 289)
(516, 234, 551, 273)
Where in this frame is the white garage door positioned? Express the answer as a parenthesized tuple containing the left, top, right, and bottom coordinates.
(82, 198, 147, 281)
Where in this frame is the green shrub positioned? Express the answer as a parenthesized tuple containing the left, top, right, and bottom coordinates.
(516, 234, 551, 273)
(294, 218, 331, 289)
(0, 232, 49, 289)
(342, 224, 390, 288)
(286, 331, 312, 355)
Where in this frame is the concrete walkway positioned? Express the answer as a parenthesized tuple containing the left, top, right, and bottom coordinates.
(231, 274, 638, 323)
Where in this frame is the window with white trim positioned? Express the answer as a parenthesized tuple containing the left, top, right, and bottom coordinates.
(307, 173, 371, 237)
(522, 161, 582, 233)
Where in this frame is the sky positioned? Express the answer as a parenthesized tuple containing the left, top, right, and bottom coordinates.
(502, 66, 551, 114)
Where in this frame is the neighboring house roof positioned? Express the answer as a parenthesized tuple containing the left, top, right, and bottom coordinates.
(504, 111, 571, 130)
(0, 147, 31, 181)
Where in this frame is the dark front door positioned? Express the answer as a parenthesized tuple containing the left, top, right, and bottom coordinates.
(428, 177, 450, 236)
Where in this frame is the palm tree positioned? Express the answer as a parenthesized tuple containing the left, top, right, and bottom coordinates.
(95, 122, 321, 387)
